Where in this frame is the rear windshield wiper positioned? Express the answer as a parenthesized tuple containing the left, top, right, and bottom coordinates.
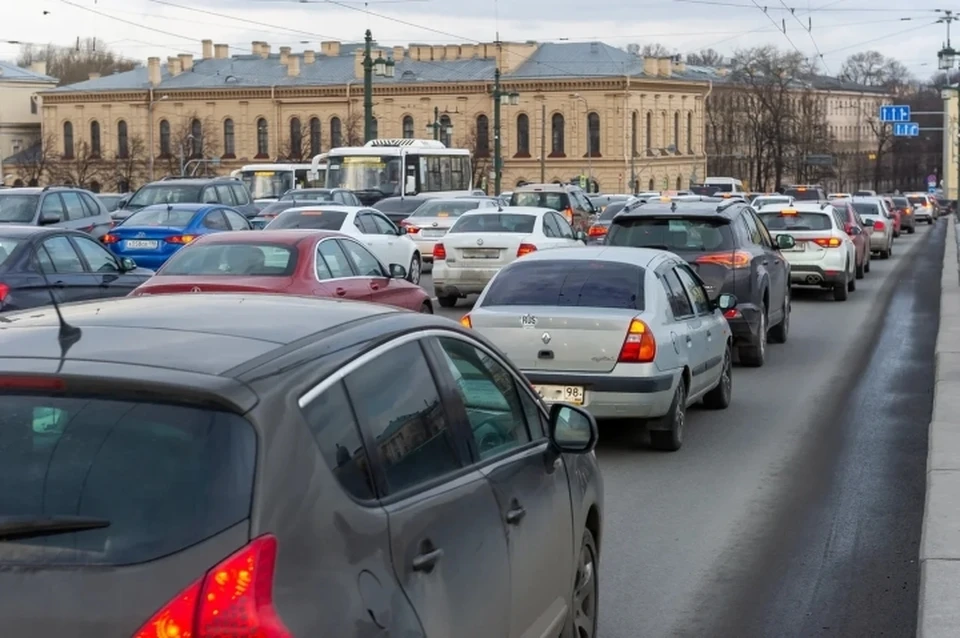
(0, 515, 110, 541)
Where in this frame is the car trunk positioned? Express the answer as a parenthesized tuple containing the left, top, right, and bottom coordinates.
(469, 306, 640, 373)
(764, 229, 829, 260)
(408, 216, 456, 240)
(441, 232, 531, 270)
(110, 225, 190, 250)
(136, 275, 296, 295)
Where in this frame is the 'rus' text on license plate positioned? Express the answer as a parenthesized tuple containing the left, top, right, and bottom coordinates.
(533, 384, 584, 405)
(462, 248, 499, 259)
(124, 240, 159, 249)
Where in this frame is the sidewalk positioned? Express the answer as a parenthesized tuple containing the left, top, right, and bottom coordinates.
(919, 213, 960, 637)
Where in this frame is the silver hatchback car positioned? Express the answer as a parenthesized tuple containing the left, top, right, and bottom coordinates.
(462, 246, 738, 451)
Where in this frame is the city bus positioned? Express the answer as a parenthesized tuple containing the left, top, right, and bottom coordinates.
(231, 161, 327, 205)
(314, 139, 473, 205)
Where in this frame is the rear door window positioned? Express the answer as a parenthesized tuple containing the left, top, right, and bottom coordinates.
(0, 238, 21, 267)
(660, 268, 694, 319)
(59, 192, 86, 221)
(203, 210, 229, 230)
(78, 193, 102, 217)
(318, 239, 354, 278)
(41, 236, 85, 273)
(482, 259, 644, 310)
(230, 185, 250, 205)
(216, 185, 237, 206)
(0, 393, 255, 565)
(40, 195, 64, 220)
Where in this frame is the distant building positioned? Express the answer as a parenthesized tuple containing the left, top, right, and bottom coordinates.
(0, 60, 58, 186)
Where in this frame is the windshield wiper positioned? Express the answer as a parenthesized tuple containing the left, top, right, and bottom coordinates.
(0, 515, 110, 541)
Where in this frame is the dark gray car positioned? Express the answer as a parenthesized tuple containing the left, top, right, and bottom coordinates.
(119, 177, 258, 219)
(0, 293, 603, 638)
(0, 187, 114, 239)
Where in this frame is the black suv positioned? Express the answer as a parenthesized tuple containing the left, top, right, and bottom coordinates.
(605, 196, 795, 367)
(116, 177, 257, 220)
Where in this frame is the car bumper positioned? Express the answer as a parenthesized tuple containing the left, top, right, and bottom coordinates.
(723, 302, 763, 346)
(523, 370, 679, 420)
(869, 234, 889, 250)
(900, 214, 916, 228)
(914, 212, 933, 221)
(433, 265, 498, 297)
(789, 265, 845, 286)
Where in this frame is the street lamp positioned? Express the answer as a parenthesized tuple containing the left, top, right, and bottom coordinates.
(426, 106, 454, 143)
(571, 93, 593, 192)
(492, 68, 520, 195)
(362, 30, 395, 143)
(939, 47, 957, 71)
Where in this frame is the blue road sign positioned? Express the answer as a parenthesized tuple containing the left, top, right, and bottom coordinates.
(880, 105, 911, 122)
(929, 186, 938, 193)
(893, 122, 920, 136)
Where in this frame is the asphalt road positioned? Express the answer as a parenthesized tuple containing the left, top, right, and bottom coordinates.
(424, 221, 942, 637)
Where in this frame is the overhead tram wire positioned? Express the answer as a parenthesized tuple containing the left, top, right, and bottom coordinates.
(778, 0, 830, 73)
(58, 0, 201, 43)
(144, 0, 340, 41)
(673, 0, 937, 12)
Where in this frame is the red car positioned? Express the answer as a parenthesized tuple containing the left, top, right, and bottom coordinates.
(830, 199, 872, 278)
(130, 229, 433, 312)
(882, 196, 902, 237)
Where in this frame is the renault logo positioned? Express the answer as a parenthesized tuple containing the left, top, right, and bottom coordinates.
(541, 332, 551, 344)
(190, 286, 202, 292)
(476, 238, 484, 246)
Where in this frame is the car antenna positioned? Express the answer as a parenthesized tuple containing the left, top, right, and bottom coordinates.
(31, 247, 82, 372)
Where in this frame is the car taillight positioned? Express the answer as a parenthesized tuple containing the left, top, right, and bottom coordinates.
(433, 243, 446, 260)
(617, 319, 656, 363)
(0, 283, 8, 302)
(101, 233, 119, 244)
(811, 237, 842, 248)
(399, 219, 419, 233)
(460, 314, 471, 328)
(723, 308, 741, 319)
(695, 250, 751, 269)
(587, 225, 607, 237)
(563, 208, 574, 223)
(844, 224, 853, 235)
(902, 208, 912, 215)
(517, 243, 537, 257)
(165, 235, 197, 244)
(874, 221, 886, 231)
(133, 535, 290, 638)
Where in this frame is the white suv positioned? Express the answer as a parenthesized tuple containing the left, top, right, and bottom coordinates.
(755, 202, 857, 301)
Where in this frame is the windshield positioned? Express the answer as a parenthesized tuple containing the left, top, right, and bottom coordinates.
(907, 196, 928, 206)
(411, 200, 481, 218)
(128, 184, 202, 209)
(784, 188, 822, 201)
(450, 213, 536, 234)
(238, 170, 294, 200)
(483, 260, 644, 310)
(510, 192, 566, 211)
(124, 207, 198, 227)
(0, 194, 39, 223)
(757, 212, 833, 231)
(0, 238, 21, 266)
(607, 218, 735, 251)
(852, 202, 882, 217)
(280, 189, 332, 202)
(265, 209, 347, 230)
(160, 243, 296, 276)
(326, 155, 402, 195)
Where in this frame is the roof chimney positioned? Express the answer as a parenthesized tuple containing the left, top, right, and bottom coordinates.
(354, 49, 365, 79)
(167, 56, 182, 76)
(657, 57, 671, 78)
(88, 71, 101, 80)
(178, 53, 193, 72)
(321, 41, 340, 57)
(260, 43, 271, 59)
(214, 43, 229, 59)
(643, 56, 657, 76)
(201, 39, 213, 60)
(287, 55, 300, 77)
(279, 46, 291, 64)
(303, 50, 316, 64)
(148, 57, 161, 86)
(252, 41, 261, 55)
(392, 46, 404, 62)
(28, 60, 47, 76)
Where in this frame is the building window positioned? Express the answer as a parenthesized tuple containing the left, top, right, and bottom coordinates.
(289, 117, 302, 158)
(190, 118, 202, 158)
(331, 117, 342, 147)
(371, 117, 378, 140)
(117, 120, 129, 159)
(687, 111, 693, 153)
(159, 120, 171, 157)
(30, 97, 37, 115)
(310, 117, 321, 156)
(673, 112, 680, 151)
(223, 118, 235, 158)
(516, 113, 530, 157)
(676, 175, 682, 190)
(63, 121, 74, 158)
(550, 113, 565, 157)
(90, 121, 101, 158)
(402, 115, 414, 139)
(648, 178, 655, 190)
(475, 114, 490, 157)
(645, 112, 652, 152)
(439, 115, 452, 147)
(256, 117, 269, 158)
(631, 111, 638, 157)
(586, 112, 601, 157)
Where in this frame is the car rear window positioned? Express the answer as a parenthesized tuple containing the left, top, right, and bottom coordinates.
(606, 217, 735, 252)
(123, 207, 197, 227)
(127, 184, 203, 208)
(0, 194, 39, 223)
(265, 210, 347, 230)
(280, 189, 332, 201)
(373, 198, 426, 214)
(482, 259, 644, 310)
(907, 196, 927, 206)
(600, 202, 628, 221)
(783, 188, 822, 201)
(707, 183, 733, 193)
(160, 243, 297, 276)
(754, 197, 791, 207)
(0, 238, 21, 267)
(450, 213, 536, 233)
(892, 197, 910, 208)
(0, 393, 255, 566)
(690, 185, 719, 196)
(757, 212, 833, 231)
(510, 192, 567, 210)
(410, 200, 481, 218)
(852, 202, 882, 217)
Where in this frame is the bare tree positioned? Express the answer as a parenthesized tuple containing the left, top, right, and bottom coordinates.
(17, 39, 139, 86)
(687, 49, 725, 67)
(162, 113, 221, 177)
(791, 89, 832, 184)
(111, 135, 147, 192)
(866, 116, 894, 191)
(343, 111, 364, 146)
(51, 141, 103, 188)
(457, 126, 491, 193)
(839, 51, 913, 95)
(13, 132, 57, 187)
(631, 43, 675, 57)
(282, 119, 311, 162)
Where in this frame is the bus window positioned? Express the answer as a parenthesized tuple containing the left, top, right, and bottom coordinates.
(294, 169, 309, 188)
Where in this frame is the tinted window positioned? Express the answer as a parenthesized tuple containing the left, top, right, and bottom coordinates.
(281, 189, 333, 201)
(42, 236, 84, 273)
(552, 213, 574, 238)
(318, 240, 354, 278)
(661, 269, 693, 318)
(708, 183, 733, 193)
(542, 214, 561, 237)
(341, 239, 384, 276)
(202, 211, 229, 230)
(369, 213, 396, 234)
(757, 211, 833, 231)
(741, 212, 764, 245)
(411, 200, 482, 218)
(675, 265, 710, 315)
(607, 217, 735, 251)
(600, 201, 628, 221)
(373, 198, 428, 214)
(783, 188, 822, 201)
(224, 210, 250, 230)
(852, 202, 882, 217)
(0, 238, 21, 266)
(301, 382, 376, 500)
(160, 243, 296, 276)
(0, 394, 255, 565)
(510, 192, 566, 210)
(266, 209, 347, 230)
(354, 214, 378, 234)
(450, 213, 536, 234)
(79, 193, 102, 217)
(483, 259, 644, 310)
(127, 184, 203, 208)
(215, 185, 237, 206)
(345, 342, 461, 495)
(59, 192, 86, 221)
(230, 185, 250, 205)
(124, 207, 198, 227)
(0, 194, 39, 223)
(72, 236, 119, 273)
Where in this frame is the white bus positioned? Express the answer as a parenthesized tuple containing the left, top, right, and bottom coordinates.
(231, 161, 327, 205)
(315, 139, 473, 205)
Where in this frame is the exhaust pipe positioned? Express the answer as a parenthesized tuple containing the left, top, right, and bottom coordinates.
(806, 275, 821, 284)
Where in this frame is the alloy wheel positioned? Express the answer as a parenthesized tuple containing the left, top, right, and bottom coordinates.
(572, 537, 598, 637)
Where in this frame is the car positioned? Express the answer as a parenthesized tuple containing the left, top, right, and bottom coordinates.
(251, 198, 331, 229)
(101, 203, 252, 270)
(0, 226, 153, 312)
(509, 183, 598, 234)
(264, 205, 422, 285)
(828, 192, 852, 199)
(905, 192, 937, 224)
(588, 194, 633, 216)
(432, 207, 588, 308)
(586, 198, 637, 244)
(881, 196, 902, 237)
(0, 293, 602, 638)
(278, 187, 361, 207)
(854, 189, 877, 196)
(830, 198, 873, 278)
(0, 186, 114, 239)
(605, 196, 793, 367)
(455, 195, 501, 205)
(850, 197, 895, 258)
(752, 194, 794, 209)
(372, 195, 433, 225)
(95, 192, 125, 212)
(756, 203, 858, 301)
(460, 246, 738, 451)
(118, 177, 258, 218)
(130, 230, 431, 312)
(783, 185, 827, 201)
(399, 198, 499, 265)
(889, 195, 916, 233)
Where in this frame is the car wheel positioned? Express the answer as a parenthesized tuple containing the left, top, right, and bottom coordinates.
(864, 255, 871, 273)
(855, 256, 865, 279)
(834, 273, 849, 301)
(848, 272, 856, 292)
(889, 242, 894, 257)
(419, 301, 433, 314)
(562, 529, 599, 638)
(768, 291, 789, 344)
(702, 343, 733, 410)
(650, 380, 687, 451)
(738, 307, 766, 367)
(407, 254, 422, 285)
(880, 247, 890, 259)
(437, 294, 458, 308)
(908, 226, 916, 234)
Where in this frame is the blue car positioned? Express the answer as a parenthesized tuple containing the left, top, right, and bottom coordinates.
(102, 203, 252, 269)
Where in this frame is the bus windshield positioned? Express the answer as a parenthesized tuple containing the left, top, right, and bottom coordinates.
(238, 170, 295, 200)
(326, 155, 402, 195)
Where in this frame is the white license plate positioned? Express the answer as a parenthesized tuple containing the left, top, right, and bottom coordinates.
(421, 229, 446, 238)
(462, 248, 500, 259)
(533, 384, 584, 405)
(124, 240, 158, 249)
(784, 241, 806, 252)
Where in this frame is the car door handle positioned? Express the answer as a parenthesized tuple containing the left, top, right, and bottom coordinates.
(505, 503, 527, 525)
(412, 547, 444, 572)
(53, 281, 66, 288)
(370, 282, 380, 291)
(335, 287, 347, 297)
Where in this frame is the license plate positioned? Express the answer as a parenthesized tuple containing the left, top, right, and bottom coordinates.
(785, 242, 806, 252)
(124, 240, 158, 249)
(533, 384, 584, 405)
(421, 229, 446, 238)
(462, 248, 499, 259)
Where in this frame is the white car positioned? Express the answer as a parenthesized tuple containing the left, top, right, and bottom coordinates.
(264, 205, 422, 284)
(400, 198, 498, 265)
(752, 195, 794, 208)
(756, 202, 857, 301)
(849, 197, 895, 259)
(432, 206, 587, 308)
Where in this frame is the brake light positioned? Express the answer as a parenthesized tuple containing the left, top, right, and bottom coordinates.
(874, 221, 886, 231)
(0, 283, 8, 302)
(811, 237, 842, 248)
(101, 233, 119, 244)
(563, 208, 574, 223)
(517, 243, 537, 257)
(404, 225, 420, 234)
(587, 225, 607, 237)
(165, 235, 197, 244)
(133, 535, 290, 638)
(844, 224, 854, 235)
(902, 208, 912, 215)
(618, 319, 656, 363)
(460, 314, 472, 328)
(433, 243, 446, 260)
(723, 308, 741, 319)
(0, 376, 65, 390)
(695, 250, 751, 269)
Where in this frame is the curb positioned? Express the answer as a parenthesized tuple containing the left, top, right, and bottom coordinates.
(918, 214, 959, 638)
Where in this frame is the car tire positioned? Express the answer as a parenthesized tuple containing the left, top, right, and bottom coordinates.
(562, 528, 599, 638)
(768, 292, 789, 344)
(848, 273, 856, 292)
(908, 226, 916, 234)
(407, 253, 422, 285)
(702, 344, 733, 410)
(855, 257, 865, 279)
(437, 294, 458, 308)
(738, 307, 767, 367)
(650, 380, 687, 452)
(419, 301, 433, 314)
(880, 247, 890, 259)
(834, 274, 849, 301)
(864, 255, 871, 273)
(889, 242, 894, 257)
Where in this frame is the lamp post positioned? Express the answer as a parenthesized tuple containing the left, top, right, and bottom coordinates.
(572, 94, 592, 192)
(425, 107, 454, 143)
(362, 30, 395, 143)
(179, 134, 196, 176)
(490, 68, 519, 196)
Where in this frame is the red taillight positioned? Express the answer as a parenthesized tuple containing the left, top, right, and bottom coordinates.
(844, 224, 853, 235)
(874, 221, 886, 231)
(133, 535, 290, 638)
(0, 375, 65, 390)
(617, 319, 656, 363)
(460, 314, 471, 328)
(101, 233, 119, 244)
(517, 243, 537, 257)
(0, 283, 8, 302)
(724, 308, 741, 319)
(563, 208, 574, 223)
(433, 243, 446, 260)
(695, 250, 751, 269)
(166, 235, 197, 245)
(587, 225, 607, 237)
(400, 220, 419, 234)
(810, 237, 842, 248)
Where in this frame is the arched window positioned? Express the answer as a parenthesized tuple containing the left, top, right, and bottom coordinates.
(117, 120, 129, 159)
(587, 112, 601, 157)
(439, 115, 452, 147)
(256, 118, 269, 158)
(550, 113, 565, 157)
(402, 115, 414, 139)
(190, 118, 202, 157)
(676, 175, 682, 190)
(90, 121, 101, 158)
(475, 114, 490, 157)
(631, 112, 638, 157)
(89, 180, 101, 193)
(645, 112, 652, 152)
(516, 113, 530, 157)
(330, 117, 342, 147)
(63, 121, 74, 158)
(673, 112, 680, 150)
(371, 117, 378, 140)
(223, 119, 235, 157)
(159, 120, 171, 157)
(687, 111, 693, 153)
(289, 117, 302, 158)
(310, 117, 321, 156)
(648, 178, 655, 190)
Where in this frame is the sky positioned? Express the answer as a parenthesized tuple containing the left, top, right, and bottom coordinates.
(0, 0, 950, 81)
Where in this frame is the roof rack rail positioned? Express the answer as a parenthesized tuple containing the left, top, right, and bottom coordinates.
(715, 198, 743, 212)
(819, 201, 831, 209)
(41, 184, 71, 191)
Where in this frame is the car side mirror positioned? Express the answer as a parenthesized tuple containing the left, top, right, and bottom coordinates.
(776, 234, 795, 250)
(388, 263, 407, 279)
(715, 292, 738, 312)
(117, 195, 130, 209)
(39, 212, 61, 225)
(575, 230, 587, 243)
(548, 403, 598, 453)
(119, 257, 137, 272)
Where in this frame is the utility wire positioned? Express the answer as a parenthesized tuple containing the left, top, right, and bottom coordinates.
(144, 0, 340, 40)
(59, 0, 199, 43)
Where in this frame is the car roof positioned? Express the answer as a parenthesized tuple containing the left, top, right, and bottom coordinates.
(756, 202, 829, 213)
(193, 229, 344, 245)
(0, 225, 86, 238)
(0, 188, 42, 195)
(278, 204, 362, 214)
(511, 245, 671, 269)
(616, 197, 742, 220)
(133, 203, 221, 213)
(460, 206, 549, 216)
